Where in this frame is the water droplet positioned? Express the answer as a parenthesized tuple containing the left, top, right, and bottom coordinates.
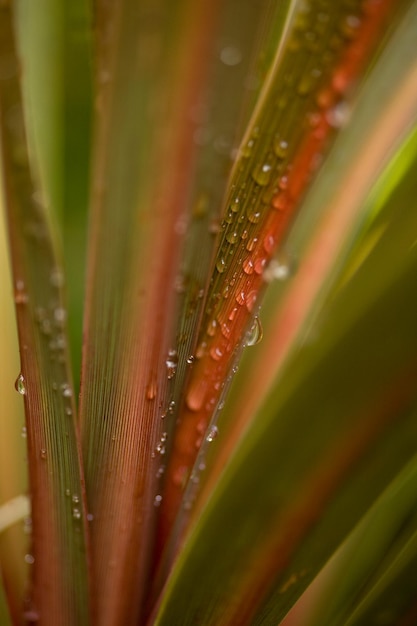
(272, 193, 286, 211)
(278, 175, 288, 190)
(248, 209, 261, 224)
(247, 316, 263, 346)
(53, 307, 66, 325)
(216, 257, 226, 273)
(187, 355, 195, 364)
(21, 426, 27, 438)
(206, 425, 219, 442)
(156, 442, 165, 455)
(241, 138, 255, 158)
(254, 258, 266, 275)
(236, 291, 246, 306)
(243, 257, 254, 275)
(316, 88, 335, 109)
(186, 379, 208, 412)
(246, 237, 258, 252)
(341, 14, 361, 39)
(229, 306, 238, 321)
(65, 488, 71, 497)
(224, 211, 233, 225)
(24, 554, 35, 565)
(166, 349, 178, 379)
(252, 163, 272, 186)
(195, 341, 206, 359)
(326, 100, 350, 128)
(207, 319, 217, 337)
(154, 495, 163, 507)
(264, 257, 292, 282)
(61, 383, 72, 398)
(65, 407, 73, 416)
(87, 513, 94, 522)
(263, 234, 275, 254)
(220, 45, 242, 66)
(230, 198, 240, 212)
(210, 345, 223, 361)
(14, 280, 28, 304)
(15, 373, 26, 395)
(72, 508, 81, 520)
(72, 494, 79, 504)
(50, 268, 64, 288)
(40, 318, 52, 335)
(273, 138, 288, 159)
(40, 449, 47, 460)
(220, 322, 231, 338)
(226, 231, 238, 244)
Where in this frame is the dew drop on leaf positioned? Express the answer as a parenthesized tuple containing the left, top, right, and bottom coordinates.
(72, 508, 81, 520)
(243, 257, 254, 275)
(14, 280, 28, 304)
(252, 163, 272, 186)
(15, 373, 26, 395)
(273, 137, 288, 159)
(247, 316, 263, 347)
(166, 349, 178, 379)
(216, 257, 227, 273)
(248, 209, 261, 224)
(206, 425, 219, 442)
(226, 231, 238, 244)
(210, 345, 223, 361)
(246, 237, 258, 252)
(220, 45, 242, 66)
(50, 267, 65, 288)
(61, 383, 72, 398)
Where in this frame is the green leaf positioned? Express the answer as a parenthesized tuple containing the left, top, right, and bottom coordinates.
(307, 451, 417, 626)
(158, 0, 413, 568)
(151, 3, 417, 623)
(0, 5, 91, 624)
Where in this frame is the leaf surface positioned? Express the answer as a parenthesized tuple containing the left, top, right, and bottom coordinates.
(0, 4, 91, 624)
(151, 4, 417, 623)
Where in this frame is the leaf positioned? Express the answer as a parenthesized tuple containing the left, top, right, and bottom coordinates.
(78, 1, 236, 622)
(0, 4, 91, 624)
(307, 451, 417, 626)
(150, 4, 417, 624)
(158, 0, 411, 562)
(0, 199, 28, 621)
(153, 0, 295, 571)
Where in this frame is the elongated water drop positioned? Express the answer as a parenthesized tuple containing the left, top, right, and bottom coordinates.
(247, 316, 263, 347)
(166, 349, 178, 379)
(216, 257, 226, 273)
(15, 373, 26, 395)
(206, 425, 219, 442)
